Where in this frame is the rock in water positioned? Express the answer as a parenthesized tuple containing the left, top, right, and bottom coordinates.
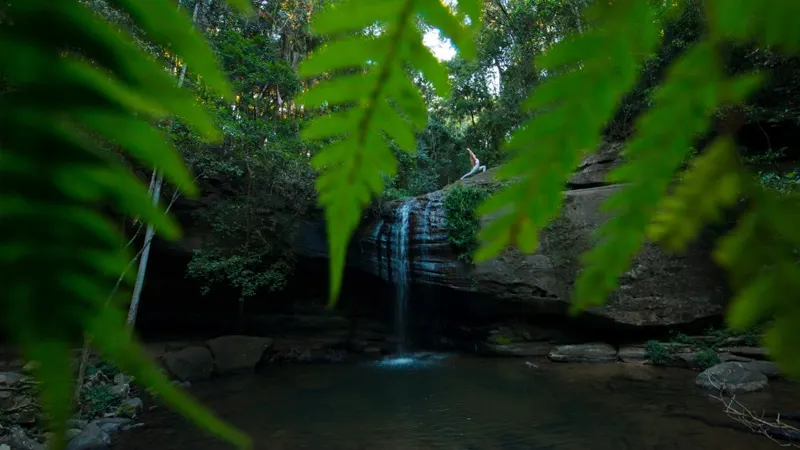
(0, 372, 24, 388)
(162, 346, 213, 382)
(695, 362, 768, 393)
(8, 425, 43, 450)
(480, 342, 551, 357)
(66, 423, 111, 450)
(205, 335, 273, 374)
(618, 346, 647, 363)
(548, 343, 618, 363)
(115, 397, 144, 419)
(742, 360, 781, 379)
(91, 418, 132, 433)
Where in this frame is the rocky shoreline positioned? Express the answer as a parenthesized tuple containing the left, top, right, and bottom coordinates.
(0, 360, 144, 450)
(0, 325, 785, 449)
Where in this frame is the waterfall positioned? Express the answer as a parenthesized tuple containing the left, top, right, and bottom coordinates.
(391, 198, 415, 354)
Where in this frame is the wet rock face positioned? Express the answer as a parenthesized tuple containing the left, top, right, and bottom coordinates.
(295, 141, 728, 330)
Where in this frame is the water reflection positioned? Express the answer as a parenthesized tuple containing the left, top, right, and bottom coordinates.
(115, 357, 800, 450)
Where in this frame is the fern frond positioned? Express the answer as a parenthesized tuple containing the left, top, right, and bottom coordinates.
(707, 0, 800, 50)
(647, 138, 743, 252)
(571, 42, 762, 312)
(2, 0, 253, 447)
(475, 0, 662, 262)
(300, 0, 474, 304)
(714, 188, 800, 376)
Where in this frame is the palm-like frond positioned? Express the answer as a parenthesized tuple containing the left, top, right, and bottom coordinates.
(1, 0, 253, 448)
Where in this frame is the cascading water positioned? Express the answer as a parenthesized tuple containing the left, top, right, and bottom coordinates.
(391, 199, 415, 355)
(374, 197, 452, 370)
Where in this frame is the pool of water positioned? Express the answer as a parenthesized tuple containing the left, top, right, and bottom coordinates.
(115, 355, 800, 450)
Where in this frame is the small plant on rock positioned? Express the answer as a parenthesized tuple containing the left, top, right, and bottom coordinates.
(644, 340, 673, 366)
(81, 384, 124, 419)
(693, 347, 721, 369)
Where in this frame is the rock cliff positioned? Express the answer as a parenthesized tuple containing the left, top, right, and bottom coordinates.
(295, 142, 728, 330)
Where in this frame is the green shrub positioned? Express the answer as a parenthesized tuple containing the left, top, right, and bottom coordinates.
(693, 348, 721, 369)
(644, 340, 673, 366)
(443, 186, 490, 262)
(81, 384, 124, 419)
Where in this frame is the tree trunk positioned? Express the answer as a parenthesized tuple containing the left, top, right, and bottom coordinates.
(126, 0, 200, 328)
(74, 0, 203, 404)
(126, 172, 164, 326)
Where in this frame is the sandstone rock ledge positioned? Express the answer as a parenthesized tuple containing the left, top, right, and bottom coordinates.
(296, 141, 729, 330)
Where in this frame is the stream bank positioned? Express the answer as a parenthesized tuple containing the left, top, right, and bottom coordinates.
(0, 325, 793, 450)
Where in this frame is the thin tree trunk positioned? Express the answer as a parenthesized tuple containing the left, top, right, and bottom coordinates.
(74, 0, 203, 404)
(126, 0, 200, 328)
(126, 171, 164, 326)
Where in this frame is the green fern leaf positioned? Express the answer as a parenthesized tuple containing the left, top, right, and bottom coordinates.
(311, 0, 409, 35)
(417, 0, 476, 59)
(24, 341, 73, 450)
(110, 0, 233, 99)
(763, 310, 800, 375)
(70, 110, 198, 195)
(2, 0, 254, 446)
(715, 189, 800, 368)
(572, 42, 762, 312)
(300, 0, 471, 305)
(475, 0, 661, 264)
(299, 36, 386, 76)
(707, 0, 800, 50)
(455, 0, 483, 30)
(10, 2, 223, 139)
(647, 138, 743, 252)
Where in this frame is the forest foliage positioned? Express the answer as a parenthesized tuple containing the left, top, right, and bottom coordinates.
(442, 185, 489, 262)
(2, 0, 800, 447)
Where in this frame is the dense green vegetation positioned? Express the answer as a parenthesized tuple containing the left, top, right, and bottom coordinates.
(644, 326, 764, 369)
(443, 185, 489, 262)
(3, 0, 800, 447)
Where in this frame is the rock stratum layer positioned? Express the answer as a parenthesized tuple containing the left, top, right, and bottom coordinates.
(296, 142, 727, 329)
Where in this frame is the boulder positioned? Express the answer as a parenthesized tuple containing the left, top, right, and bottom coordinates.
(717, 346, 769, 360)
(7, 426, 42, 450)
(548, 343, 618, 363)
(115, 397, 143, 419)
(717, 353, 753, 363)
(480, 342, 552, 357)
(741, 360, 781, 379)
(205, 335, 273, 375)
(695, 362, 768, 393)
(618, 346, 646, 363)
(91, 418, 132, 433)
(0, 372, 24, 388)
(162, 346, 213, 382)
(295, 141, 727, 329)
(66, 423, 111, 450)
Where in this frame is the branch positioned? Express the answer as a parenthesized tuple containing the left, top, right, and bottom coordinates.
(705, 373, 800, 446)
